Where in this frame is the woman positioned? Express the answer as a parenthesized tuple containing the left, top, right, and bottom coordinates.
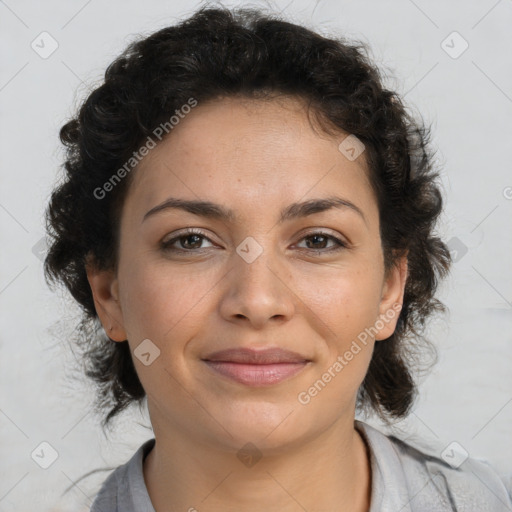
(44, 5, 512, 511)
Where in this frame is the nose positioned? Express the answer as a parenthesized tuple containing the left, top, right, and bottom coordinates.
(218, 243, 296, 329)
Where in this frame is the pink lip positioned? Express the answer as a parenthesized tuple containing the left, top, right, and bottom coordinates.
(202, 348, 310, 386)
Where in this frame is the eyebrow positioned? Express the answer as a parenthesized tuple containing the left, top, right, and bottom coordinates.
(142, 195, 367, 226)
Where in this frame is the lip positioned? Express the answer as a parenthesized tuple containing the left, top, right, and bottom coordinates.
(202, 348, 310, 387)
(204, 347, 308, 364)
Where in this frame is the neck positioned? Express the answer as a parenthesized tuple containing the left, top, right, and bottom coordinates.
(143, 416, 371, 512)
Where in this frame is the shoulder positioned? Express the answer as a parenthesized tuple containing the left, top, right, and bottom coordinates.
(356, 420, 512, 512)
(89, 465, 123, 512)
(89, 438, 156, 512)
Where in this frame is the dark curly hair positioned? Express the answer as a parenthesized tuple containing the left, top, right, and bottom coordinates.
(44, 5, 451, 432)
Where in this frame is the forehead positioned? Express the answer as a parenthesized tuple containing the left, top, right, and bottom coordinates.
(123, 95, 377, 224)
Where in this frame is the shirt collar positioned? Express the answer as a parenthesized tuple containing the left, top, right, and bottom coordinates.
(355, 419, 413, 512)
(125, 437, 156, 511)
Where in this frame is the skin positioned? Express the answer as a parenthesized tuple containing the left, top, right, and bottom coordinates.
(87, 95, 408, 512)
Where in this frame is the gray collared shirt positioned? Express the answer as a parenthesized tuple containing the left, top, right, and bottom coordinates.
(89, 420, 512, 511)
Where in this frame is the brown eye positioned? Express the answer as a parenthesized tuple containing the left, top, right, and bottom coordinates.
(296, 232, 347, 253)
(161, 229, 214, 252)
(179, 234, 203, 249)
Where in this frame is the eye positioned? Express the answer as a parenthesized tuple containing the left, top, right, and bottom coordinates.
(161, 228, 214, 252)
(295, 231, 347, 253)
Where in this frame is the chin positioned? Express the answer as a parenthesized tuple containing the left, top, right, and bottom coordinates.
(209, 400, 310, 451)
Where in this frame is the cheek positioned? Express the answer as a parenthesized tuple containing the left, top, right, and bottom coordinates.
(293, 270, 381, 410)
(118, 258, 214, 344)
(294, 264, 383, 340)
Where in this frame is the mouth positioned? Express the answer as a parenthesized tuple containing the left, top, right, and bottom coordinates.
(202, 347, 311, 387)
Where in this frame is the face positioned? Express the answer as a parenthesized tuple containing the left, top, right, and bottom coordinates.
(88, 95, 407, 453)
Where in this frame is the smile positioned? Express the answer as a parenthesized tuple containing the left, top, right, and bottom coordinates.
(203, 361, 309, 386)
(202, 347, 311, 386)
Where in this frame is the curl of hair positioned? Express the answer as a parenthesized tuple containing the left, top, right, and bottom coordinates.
(44, 5, 451, 431)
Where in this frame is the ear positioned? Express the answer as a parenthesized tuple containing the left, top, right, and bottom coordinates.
(85, 254, 127, 342)
(374, 252, 408, 341)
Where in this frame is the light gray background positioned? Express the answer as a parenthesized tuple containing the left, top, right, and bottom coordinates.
(1, 0, 511, 510)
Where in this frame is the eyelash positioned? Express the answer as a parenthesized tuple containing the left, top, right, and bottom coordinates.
(160, 228, 347, 255)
